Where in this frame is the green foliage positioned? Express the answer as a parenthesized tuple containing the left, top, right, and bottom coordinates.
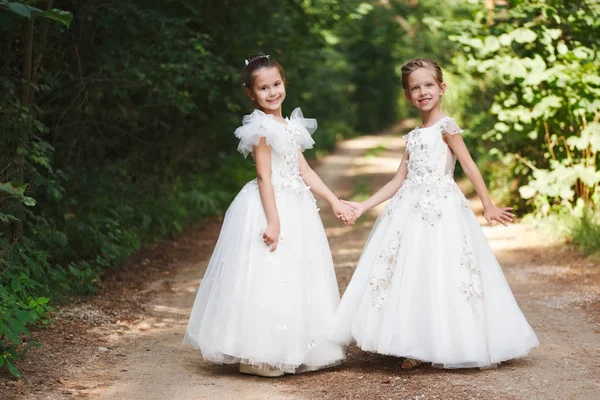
(0, 1, 72, 27)
(0, 75, 59, 377)
(572, 209, 600, 255)
(523, 199, 600, 255)
(443, 1, 600, 214)
(364, 145, 386, 158)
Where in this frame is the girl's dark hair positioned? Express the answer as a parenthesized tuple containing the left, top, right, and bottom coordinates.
(400, 58, 444, 91)
(242, 53, 285, 88)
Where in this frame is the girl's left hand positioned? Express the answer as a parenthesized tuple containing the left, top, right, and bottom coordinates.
(332, 201, 356, 225)
(341, 200, 367, 220)
(483, 205, 515, 226)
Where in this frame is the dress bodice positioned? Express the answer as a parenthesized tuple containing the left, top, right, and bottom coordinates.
(268, 121, 312, 193)
(403, 116, 463, 188)
(386, 116, 466, 226)
(234, 108, 317, 194)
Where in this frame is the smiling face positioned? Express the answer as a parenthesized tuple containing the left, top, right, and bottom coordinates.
(246, 66, 286, 115)
(405, 67, 446, 113)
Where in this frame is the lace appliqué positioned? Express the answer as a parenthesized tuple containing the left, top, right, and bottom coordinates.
(404, 127, 449, 226)
(240, 123, 319, 212)
(264, 124, 319, 216)
(271, 125, 308, 193)
(415, 193, 442, 226)
(459, 235, 483, 310)
(369, 231, 402, 309)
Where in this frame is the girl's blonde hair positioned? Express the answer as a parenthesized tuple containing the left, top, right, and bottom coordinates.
(400, 58, 444, 91)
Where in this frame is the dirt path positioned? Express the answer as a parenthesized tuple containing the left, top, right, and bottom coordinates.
(3, 123, 599, 399)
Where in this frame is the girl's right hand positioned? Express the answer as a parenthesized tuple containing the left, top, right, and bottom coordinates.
(341, 200, 367, 220)
(262, 223, 280, 252)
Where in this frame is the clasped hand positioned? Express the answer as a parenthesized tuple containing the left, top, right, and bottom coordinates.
(340, 200, 367, 221)
(333, 200, 356, 226)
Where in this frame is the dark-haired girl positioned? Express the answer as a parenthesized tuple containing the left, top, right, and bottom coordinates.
(183, 54, 350, 377)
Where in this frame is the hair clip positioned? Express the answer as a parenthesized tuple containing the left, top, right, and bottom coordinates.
(244, 54, 270, 67)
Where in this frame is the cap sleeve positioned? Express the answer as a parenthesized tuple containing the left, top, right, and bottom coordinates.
(441, 117, 463, 136)
(234, 110, 286, 158)
(288, 107, 316, 151)
(402, 128, 417, 144)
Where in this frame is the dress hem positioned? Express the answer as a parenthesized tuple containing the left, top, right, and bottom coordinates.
(183, 337, 345, 374)
(353, 342, 538, 369)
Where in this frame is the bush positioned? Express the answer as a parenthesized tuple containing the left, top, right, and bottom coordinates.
(572, 210, 600, 255)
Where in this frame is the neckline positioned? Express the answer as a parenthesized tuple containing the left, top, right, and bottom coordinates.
(254, 109, 289, 127)
(418, 116, 448, 130)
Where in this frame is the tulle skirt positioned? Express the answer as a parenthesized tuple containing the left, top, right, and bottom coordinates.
(329, 181, 539, 368)
(184, 179, 345, 372)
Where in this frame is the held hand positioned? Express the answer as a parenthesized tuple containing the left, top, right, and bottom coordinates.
(483, 205, 515, 227)
(332, 200, 356, 225)
(262, 222, 280, 252)
(340, 200, 367, 220)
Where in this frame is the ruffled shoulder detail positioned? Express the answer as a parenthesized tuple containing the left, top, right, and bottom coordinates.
(234, 109, 287, 157)
(287, 107, 317, 151)
(440, 117, 463, 136)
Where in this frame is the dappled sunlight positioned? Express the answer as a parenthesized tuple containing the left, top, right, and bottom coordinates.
(151, 304, 192, 317)
(334, 261, 360, 269)
(346, 158, 403, 176)
(484, 223, 563, 252)
(182, 283, 202, 293)
(334, 247, 364, 257)
(125, 315, 186, 333)
(325, 225, 356, 237)
(319, 153, 363, 167)
(337, 135, 391, 150)
(175, 278, 202, 293)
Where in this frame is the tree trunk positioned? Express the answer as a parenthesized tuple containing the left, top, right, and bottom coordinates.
(1, 33, 12, 76)
(21, 18, 35, 106)
(485, 0, 495, 25)
(13, 16, 36, 240)
(31, 0, 54, 104)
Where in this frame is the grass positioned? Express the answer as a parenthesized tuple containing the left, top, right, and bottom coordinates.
(572, 211, 600, 255)
(525, 208, 600, 256)
(363, 145, 386, 158)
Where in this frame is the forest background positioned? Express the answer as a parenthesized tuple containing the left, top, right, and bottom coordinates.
(1, 0, 599, 377)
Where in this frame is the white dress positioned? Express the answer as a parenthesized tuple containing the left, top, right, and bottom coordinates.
(183, 108, 345, 373)
(329, 117, 539, 368)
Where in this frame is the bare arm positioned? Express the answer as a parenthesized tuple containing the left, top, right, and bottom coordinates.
(342, 151, 409, 219)
(298, 152, 355, 224)
(444, 133, 514, 225)
(254, 137, 280, 251)
(363, 151, 409, 211)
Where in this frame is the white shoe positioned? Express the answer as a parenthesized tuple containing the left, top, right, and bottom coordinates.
(239, 363, 285, 377)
